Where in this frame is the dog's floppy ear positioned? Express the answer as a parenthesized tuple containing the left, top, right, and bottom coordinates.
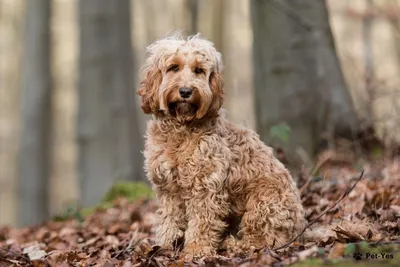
(199, 51, 224, 118)
(207, 71, 224, 116)
(195, 71, 224, 119)
(137, 66, 162, 114)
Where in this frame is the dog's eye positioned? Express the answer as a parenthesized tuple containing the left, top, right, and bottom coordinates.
(168, 64, 179, 72)
(194, 67, 204, 74)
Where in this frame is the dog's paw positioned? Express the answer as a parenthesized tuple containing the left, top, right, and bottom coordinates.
(156, 227, 184, 250)
(182, 243, 215, 261)
(221, 235, 247, 255)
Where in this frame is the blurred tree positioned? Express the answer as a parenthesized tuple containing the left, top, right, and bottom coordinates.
(18, 0, 52, 226)
(363, 0, 375, 121)
(390, 1, 400, 60)
(187, 0, 199, 34)
(251, 0, 358, 163)
(77, 0, 143, 208)
(131, 0, 193, 136)
(195, 0, 256, 129)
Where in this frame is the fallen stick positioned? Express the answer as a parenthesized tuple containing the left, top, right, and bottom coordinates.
(299, 152, 335, 194)
(274, 170, 365, 251)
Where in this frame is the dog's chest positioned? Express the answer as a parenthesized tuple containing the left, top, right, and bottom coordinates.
(150, 132, 213, 194)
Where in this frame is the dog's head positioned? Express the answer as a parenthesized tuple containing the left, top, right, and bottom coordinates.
(137, 33, 224, 122)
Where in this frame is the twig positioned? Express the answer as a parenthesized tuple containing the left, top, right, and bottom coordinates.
(274, 170, 365, 251)
(112, 229, 141, 259)
(127, 229, 139, 250)
(299, 152, 334, 194)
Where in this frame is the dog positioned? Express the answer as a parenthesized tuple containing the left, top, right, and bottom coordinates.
(137, 33, 306, 260)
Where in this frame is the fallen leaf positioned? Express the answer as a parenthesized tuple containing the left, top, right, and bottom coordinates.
(23, 243, 46, 260)
(328, 242, 345, 259)
(297, 246, 318, 261)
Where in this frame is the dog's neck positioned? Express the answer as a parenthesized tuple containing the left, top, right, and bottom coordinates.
(152, 109, 226, 134)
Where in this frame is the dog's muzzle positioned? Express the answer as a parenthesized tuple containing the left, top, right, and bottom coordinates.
(179, 87, 192, 99)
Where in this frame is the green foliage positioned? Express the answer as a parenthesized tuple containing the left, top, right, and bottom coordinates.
(52, 181, 154, 222)
(317, 248, 325, 256)
(371, 146, 383, 158)
(102, 181, 154, 203)
(344, 243, 356, 256)
(294, 244, 400, 267)
(292, 258, 324, 267)
(269, 122, 291, 144)
(293, 257, 399, 267)
(79, 202, 115, 218)
(53, 205, 85, 223)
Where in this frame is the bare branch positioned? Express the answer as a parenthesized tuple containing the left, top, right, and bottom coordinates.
(274, 170, 365, 251)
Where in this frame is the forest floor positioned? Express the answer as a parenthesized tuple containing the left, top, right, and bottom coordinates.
(1, 152, 400, 266)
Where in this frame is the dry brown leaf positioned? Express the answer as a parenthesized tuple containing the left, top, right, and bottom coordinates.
(333, 221, 376, 241)
(390, 205, 400, 215)
(122, 261, 133, 267)
(296, 246, 319, 261)
(1, 159, 399, 266)
(328, 242, 345, 259)
(22, 243, 46, 261)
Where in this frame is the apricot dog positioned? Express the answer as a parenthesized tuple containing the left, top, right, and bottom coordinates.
(137, 33, 306, 260)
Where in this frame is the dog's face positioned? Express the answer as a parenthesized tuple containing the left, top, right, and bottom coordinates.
(137, 34, 224, 122)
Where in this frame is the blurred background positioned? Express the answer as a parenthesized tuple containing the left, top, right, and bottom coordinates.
(0, 0, 399, 227)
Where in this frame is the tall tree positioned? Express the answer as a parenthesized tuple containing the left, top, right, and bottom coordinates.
(251, 0, 358, 163)
(77, 0, 143, 207)
(18, 0, 52, 226)
(195, 0, 256, 129)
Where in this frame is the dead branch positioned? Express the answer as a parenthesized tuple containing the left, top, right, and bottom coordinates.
(274, 170, 365, 251)
(299, 151, 335, 194)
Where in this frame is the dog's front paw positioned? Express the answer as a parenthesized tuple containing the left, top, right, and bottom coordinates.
(221, 235, 245, 254)
(156, 225, 184, 250)
(182, 243, 216, 261)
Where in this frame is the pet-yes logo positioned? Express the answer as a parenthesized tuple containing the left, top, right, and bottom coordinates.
(353, 252, 394, 260)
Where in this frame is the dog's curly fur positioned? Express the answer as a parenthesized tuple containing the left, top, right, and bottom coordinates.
(137, 33, 306, 259)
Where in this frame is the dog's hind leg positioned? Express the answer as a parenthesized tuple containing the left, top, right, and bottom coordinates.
(236, 181, 305, 251)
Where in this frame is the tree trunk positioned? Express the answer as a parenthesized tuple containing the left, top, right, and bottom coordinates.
(363, 0, 375, 120)
(220, 0, 256, 129)
(251, 0, 357, 164)
(77, 0, 143, 208)
(195, 0, 256, 129)
(18, 0, 52, 226)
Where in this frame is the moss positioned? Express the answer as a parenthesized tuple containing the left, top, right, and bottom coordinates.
(102, 181, 154, 203)
(293, 245, 400, 267)
(293, 258, 399, 267)
(293, 258, 325, 267)
(53, 181, 154, 221)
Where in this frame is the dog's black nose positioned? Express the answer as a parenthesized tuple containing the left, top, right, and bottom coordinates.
(179, 87, 192, 98)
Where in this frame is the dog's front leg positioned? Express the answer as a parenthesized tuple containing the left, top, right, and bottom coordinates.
(155, 193, 186, 249)
(182, 187, 229, 260)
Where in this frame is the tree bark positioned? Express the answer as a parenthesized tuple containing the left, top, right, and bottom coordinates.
(77, 0, 143, 208)
(251, 0, 357, 163)
(195, 0, 256, 129)
(18, 0, 52, 226)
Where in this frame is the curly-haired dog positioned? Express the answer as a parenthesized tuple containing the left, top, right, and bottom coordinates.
(137, 34, 306, 260)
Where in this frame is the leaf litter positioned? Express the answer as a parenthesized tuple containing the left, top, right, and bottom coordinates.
(1, 155, 399, 266)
